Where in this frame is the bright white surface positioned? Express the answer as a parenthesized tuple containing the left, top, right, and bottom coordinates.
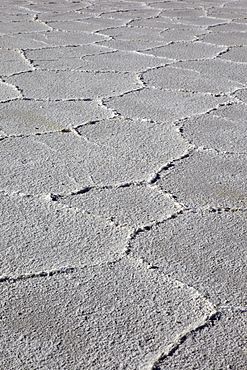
(1, 1, 246, 369)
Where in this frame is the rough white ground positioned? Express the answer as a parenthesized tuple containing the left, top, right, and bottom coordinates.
(0, 0, 246, 369)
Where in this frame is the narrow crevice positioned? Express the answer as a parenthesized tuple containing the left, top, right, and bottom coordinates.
(151, 311, 221, 370)
(0, 267, 76, 284)
(0, 259, 124, 285)
(0, 127, 72, 140)
(147, 148, 195, 185)
(123, 209, 184, 256)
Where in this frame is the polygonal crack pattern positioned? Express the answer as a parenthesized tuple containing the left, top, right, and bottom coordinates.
(1, 1, 246, 369)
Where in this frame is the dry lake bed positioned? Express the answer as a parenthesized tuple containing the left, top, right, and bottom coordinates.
(0, 0, 246, 369)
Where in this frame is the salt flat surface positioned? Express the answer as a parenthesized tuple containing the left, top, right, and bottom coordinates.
(0, 1, 246, 369)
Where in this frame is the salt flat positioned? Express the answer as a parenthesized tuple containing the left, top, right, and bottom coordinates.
(0, 0, 246, 369)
